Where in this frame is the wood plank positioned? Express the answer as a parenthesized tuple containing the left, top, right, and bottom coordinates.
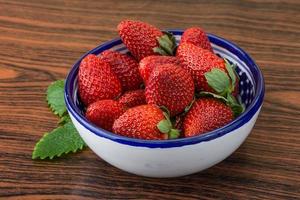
(0, 0, 299, 199)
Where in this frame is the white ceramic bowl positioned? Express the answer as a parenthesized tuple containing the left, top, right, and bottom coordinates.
(65, 30, 265, 178)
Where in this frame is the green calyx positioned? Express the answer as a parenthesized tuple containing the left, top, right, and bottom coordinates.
(203, 59, 244, 117)
(169, 129, 181, 139)
(157, 108, 180, 139)
(153, 31, 177, 56)
(199, 91, 245, 118)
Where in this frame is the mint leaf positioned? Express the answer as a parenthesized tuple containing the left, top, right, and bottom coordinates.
(32, 122, 86, 159)
(33, 79, 86, 160)
(58, 114, 72, 125)
(47, 80, 66, 117)
(205, 68, 230, 94)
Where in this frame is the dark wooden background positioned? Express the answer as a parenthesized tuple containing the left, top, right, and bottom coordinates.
(0, 0, 299, 199)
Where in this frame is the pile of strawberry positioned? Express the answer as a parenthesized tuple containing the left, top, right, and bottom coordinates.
(78, 20, 244, 140)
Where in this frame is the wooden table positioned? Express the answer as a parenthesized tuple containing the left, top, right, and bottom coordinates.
(1, 0, 299, 199)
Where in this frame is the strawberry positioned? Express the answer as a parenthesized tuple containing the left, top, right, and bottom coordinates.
(145, 64, 194, 116)
(113, 105, 180, 140)
(183, 98, 233, 137)
(86, 100, 125, 131)
(176, 42, 225, 92)
(78, 54, 122, 106)
(200, 59, 243, 117)
(99, 50, 143, 91)
(139, 55, 181, 84)
(118, 20, 176, 61)
(177, 43, 240, 97)
(180, 27, 213, 52)
(118, 89, 146, 108)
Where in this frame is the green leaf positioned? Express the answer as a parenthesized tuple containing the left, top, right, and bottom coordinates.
(199, 91, 228, 103)
(32, 122, 86, 160)
(168, 129, 180, 139)
(157, 108, 180, 139)
(225, 93, 243, 117)
(230, 103, 245, 118)
(226, 93, 237, 104)
(200, 91, 244, 117)
(161, 110, 172, 130)
(204, 68, 231, 94)
(47, 80, 66, 117)
(153, 31, 177, 56)
(157, 119, 172, 134)
(58, 114, 72, 125)
(153, 47, 168, 56)
(163, 31, 177, 46)
(158, 35, 173, 55)
(203, 62, 244, 118)
(225, 59, 237, 91)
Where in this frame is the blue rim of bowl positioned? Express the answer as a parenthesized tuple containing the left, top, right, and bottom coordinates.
(65, 30, 265, 148)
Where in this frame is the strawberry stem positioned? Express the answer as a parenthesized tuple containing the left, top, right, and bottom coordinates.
(184, 98, 196, 113)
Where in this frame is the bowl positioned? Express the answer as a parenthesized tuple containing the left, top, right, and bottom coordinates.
(65, 30, 264, 178)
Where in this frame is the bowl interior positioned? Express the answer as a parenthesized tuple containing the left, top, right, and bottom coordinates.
(72, 33, 256, 114)
(65, 30, 264, 147)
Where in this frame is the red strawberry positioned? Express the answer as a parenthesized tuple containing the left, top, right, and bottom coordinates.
(78, 54, 122, 106)
(112, 105, 167, 140)
(99, 50, 143, 91)
(180, 27, 213, 52)
(86, 100, 125, 131)
(118, 20, 176, 61)
(207, 61, 240, 98)
(200, 58, 242, 118)
(118, 89, 146, 108)
(183, 98, 233, 137)
(145, 64, 194, 116)
(176, 42, 225, 92)
(139, 55, 181, 84)
(176, 42, 240, 98)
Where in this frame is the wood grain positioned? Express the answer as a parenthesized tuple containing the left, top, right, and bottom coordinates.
(0, 0, 299, 199)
